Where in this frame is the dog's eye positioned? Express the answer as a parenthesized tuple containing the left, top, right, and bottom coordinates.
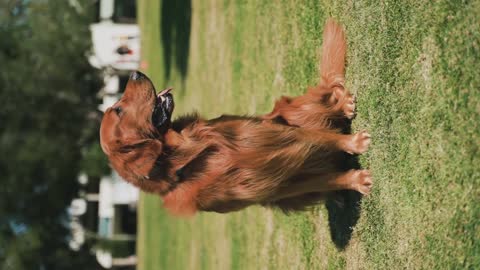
(113, 107, 122, 115)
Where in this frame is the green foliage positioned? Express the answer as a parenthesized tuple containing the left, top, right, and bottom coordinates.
(81, 142, 111, 178)
(0, 1, 104, 268)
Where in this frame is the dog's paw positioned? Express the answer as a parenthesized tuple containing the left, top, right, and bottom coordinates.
(351, 169, 373, 195)
(343, 95, 356, 119)
(345, 131, 371, 154)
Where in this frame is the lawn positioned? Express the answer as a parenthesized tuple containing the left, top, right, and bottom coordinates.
(136, 1, 480, 269)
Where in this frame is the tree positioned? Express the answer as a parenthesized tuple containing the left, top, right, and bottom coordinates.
(0, 1, 106, 268)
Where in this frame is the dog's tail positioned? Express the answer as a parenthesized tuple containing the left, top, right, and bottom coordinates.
(262, 19, 350, 129)
(319, 19, 346, 87)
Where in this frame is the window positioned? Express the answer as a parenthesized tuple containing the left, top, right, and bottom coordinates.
(112, 0, 136, 24)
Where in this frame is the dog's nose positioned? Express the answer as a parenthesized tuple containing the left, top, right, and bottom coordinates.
(130, 71, 146, 81)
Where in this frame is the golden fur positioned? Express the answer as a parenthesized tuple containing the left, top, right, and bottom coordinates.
(100, 19, 372, 216)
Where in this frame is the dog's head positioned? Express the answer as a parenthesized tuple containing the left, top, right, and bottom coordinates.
(100, 71, 175, 193)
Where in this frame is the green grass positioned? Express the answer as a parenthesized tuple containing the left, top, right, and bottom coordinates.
(137, 0, 480, 269)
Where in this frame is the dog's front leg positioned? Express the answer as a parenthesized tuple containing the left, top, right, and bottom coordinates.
(297, 129, 371, 155)
(269, 169, 373, 201)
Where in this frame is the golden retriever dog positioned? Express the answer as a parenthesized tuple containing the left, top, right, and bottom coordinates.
(100, 19, 372, 216)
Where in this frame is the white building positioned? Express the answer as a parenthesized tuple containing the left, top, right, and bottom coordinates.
(68, 1, 141, 268)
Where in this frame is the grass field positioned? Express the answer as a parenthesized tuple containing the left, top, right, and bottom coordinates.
(136, 1, 480, 269)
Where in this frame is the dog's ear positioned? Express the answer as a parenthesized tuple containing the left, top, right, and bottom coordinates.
(110, 139, 164, 183)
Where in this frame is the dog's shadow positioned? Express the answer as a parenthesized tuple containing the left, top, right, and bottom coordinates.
(160, 0, 192, 84)
(324, 121, 363, 249)
(325, 184, 362, 249)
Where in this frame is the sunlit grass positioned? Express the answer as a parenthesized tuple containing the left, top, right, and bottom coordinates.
(137, 0, 480, 269)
